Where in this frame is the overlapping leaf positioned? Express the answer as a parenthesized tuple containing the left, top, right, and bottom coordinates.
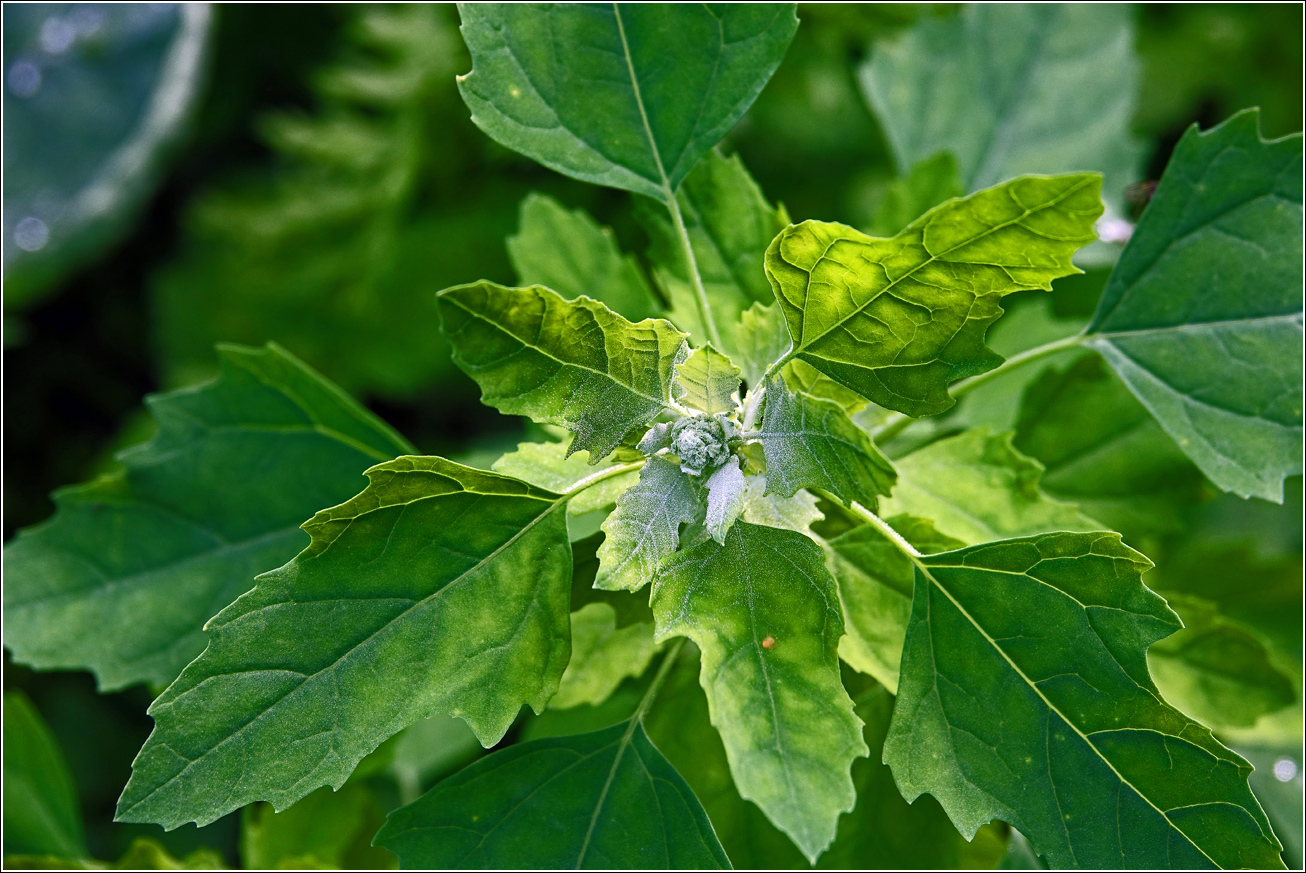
(676, 345, 743, 415)
(3, 343, 413, 691)
(116, 458, 573, 830)
(374, 721, 730, 869)
(241, 783, 393, 870)
(1083, 109, 1304, 501)
(764, 174, 1102, 417)
(595, 455, 702, 592)
(492, 438, 641, 517)
(550, 604, 658, 710)
(885, 531, 1284, 869)
(438, 282, 687, 460)
(652, 522, 867, 862)
(3, 691, 86, 859)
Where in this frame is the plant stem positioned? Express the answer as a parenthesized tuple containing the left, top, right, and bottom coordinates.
(630, 637, 687, 726)
(665, 187, 725, 350)
(840, 498, 922, 558)
(871, 333, 1086, 444)
(561, 460, 645, 502)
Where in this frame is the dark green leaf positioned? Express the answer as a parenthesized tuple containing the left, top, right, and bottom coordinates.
(676, 345, 742, 415)
(765, 174, 1102, 416)
(1084, 110, 1303, 501)
(438, 282, 688, 461)
(457, 3, 797, 201)
(3, 343, 413, 691)
(3, 691, 86, 859)
(241, 783, 395, 870)
(116, 457, 573, 829)
(374, 721, 730, 869)
(596, 455, 703, 592)
(652, 523, 867, 862)
(886, 531, 1284, 869)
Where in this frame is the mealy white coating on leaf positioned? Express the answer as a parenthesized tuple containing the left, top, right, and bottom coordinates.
(704, 458, 748, 544)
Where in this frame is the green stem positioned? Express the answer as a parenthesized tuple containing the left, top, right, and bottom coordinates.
(561, 460, 645, 502)
(812, 487, 921, 559)
(630, 637, 687, 726)
(665, 188, 725, 350)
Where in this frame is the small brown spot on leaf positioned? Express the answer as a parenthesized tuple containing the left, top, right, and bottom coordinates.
(762, 636, 775, 650)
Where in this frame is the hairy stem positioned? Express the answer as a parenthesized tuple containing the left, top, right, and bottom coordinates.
(561, 460, 646, 502)
(824, 493, 922, 558)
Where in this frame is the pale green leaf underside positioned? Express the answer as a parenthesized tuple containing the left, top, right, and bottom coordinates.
(550, 603, 657, 710)
(438, 282, 687, 461)
(765, 174, 1102, 417)
(652, 522, 867, 862)
(1084, 110, 1304, 502)
(2, 343, 413, 691)
(885, 531, 1283, 869)
(596, 455, 702, 592)
(676, 344, 743, 415)
(880, 427, 1100, 546)
(457, 2, 796, 201)
(375, 721, 730, 869)
(704, 457, 748, 545)
(116, 457, 572, 830)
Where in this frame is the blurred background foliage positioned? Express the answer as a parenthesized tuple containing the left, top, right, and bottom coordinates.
(3, 3, 1302, 868)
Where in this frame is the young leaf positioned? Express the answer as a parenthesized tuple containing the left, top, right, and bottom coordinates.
(507, 192, 660, 322)
(570, 534, 656, 631)
(860, 4, 1139, 213)
(3, 691, 86, 860)
(880, 427, 1100, 546)
(551, 604, 658, 710)
(373, 721, 730, 869)
(492, 438, 640, 516)
(652, 522, 868, 862)
(1083, 110, 1304, 502)
(823, 515, 964, 693)
(735, 302, 791, 388)
(765, 174, 1102, 417)
(753, 378, 896, 510)
(885, 531, 1284, 869)
(704, 457, 748, 545)
(739, 476, 823, 537)
(595, 455, 703, 592)
(438, 282, 688, 461)
(3, 343, 413, 691)
(457, 3, 797, 202)
(116, 458, 574, 830)
(676, 345, 743, 415)
(241, 783, 393, 870)
(639, 150, 791, 356)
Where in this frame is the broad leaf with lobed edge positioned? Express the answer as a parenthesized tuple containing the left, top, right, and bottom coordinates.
(676, 345, 743, 415)
(595, 455, 703, 592)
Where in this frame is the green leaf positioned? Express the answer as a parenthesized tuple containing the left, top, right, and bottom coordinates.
(738, 476, 823, 536)
(507, 192, 660, 322)
(865, 151, 964, 238)
(1014, 354, 1206, 541)
(3, 691, 86, 859)
(880, 427, 1100, 546)
(1148, 594, 1296, 730)
(4, 838, 225, 871)
(638, 150, 791, 357)
(1083, 110, 1304, 502)
(3, 343, 413, 691)
(570, 534, 657, 630)
(823, 515, 964, 693)
(438, 282, 688, 461)
(652, 522, 867, 862)
(765, 174, 1102, 417)
(492, 438, 641, 517)
(596, 455, 703, 592)
(241, 783, 395, 870)
(859, 4, 1140, 214)
(457, 3, 797, 201)
(116, 457, 574, 829)
(704, 458, 748, 545)
(753, 378, 896, 510)
(374, 721, 730, 869)
(735, 302, 791, 389)
(676, 345, 743, 415)
(551, 604, 658, 710)
(885, 531, 1284, 869)
(780, 359, 869, 415)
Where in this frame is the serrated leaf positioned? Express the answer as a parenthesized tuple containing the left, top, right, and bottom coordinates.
(738, 476, 823, 537)
(595, 455, 703, 592)
(880, 427, 1100, 546)
(438, 282, 688, 461)
(652, 522, 867, 862)
(860, 4, 1140, 215)
(765, 174, 1102, 417)
(1083, 110, 1304, 502)
(3, 691, 86, 860)
(676, 345, 743, 415)
(551, 604, 658, 710)
(780, 359, 868, 414)
(115, 457, 573, 830)
(735, 302, 791, 388)
(865, 151, 964, 238)
(639, 150, 791, 357)
(753, 378, 895, 510)
(885, 531, 1284, 869)
(241, 783, 394, 870)
(492, 438, 640, 516)
(823, 515, 963, 693)
(457, 3, 796, 202)
(507, 192, 660, 322)
(374, 721, 730, 869)
(704, 457, 748, 545)
(3, 343, 413, 691)
(1149, 594, 1296, 730)
(1014, 354, 1206, 541)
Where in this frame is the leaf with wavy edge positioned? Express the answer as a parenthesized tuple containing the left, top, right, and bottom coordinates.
(885, 531, 1284, 869)
(765, 174, 1102, 417)
(1083, 110, 1303, 502)
(457, 3, 796, 202)
(652, 522, 867, 862)
(2, 343, 413, 692)
(438, 282, 688, 461)
(116, 457, 574, 830)
(596, 455, 703, 592)
(676, 345, 743, 415)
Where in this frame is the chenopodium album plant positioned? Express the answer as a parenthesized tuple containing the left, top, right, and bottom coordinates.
(4, 4, 1302, 870)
